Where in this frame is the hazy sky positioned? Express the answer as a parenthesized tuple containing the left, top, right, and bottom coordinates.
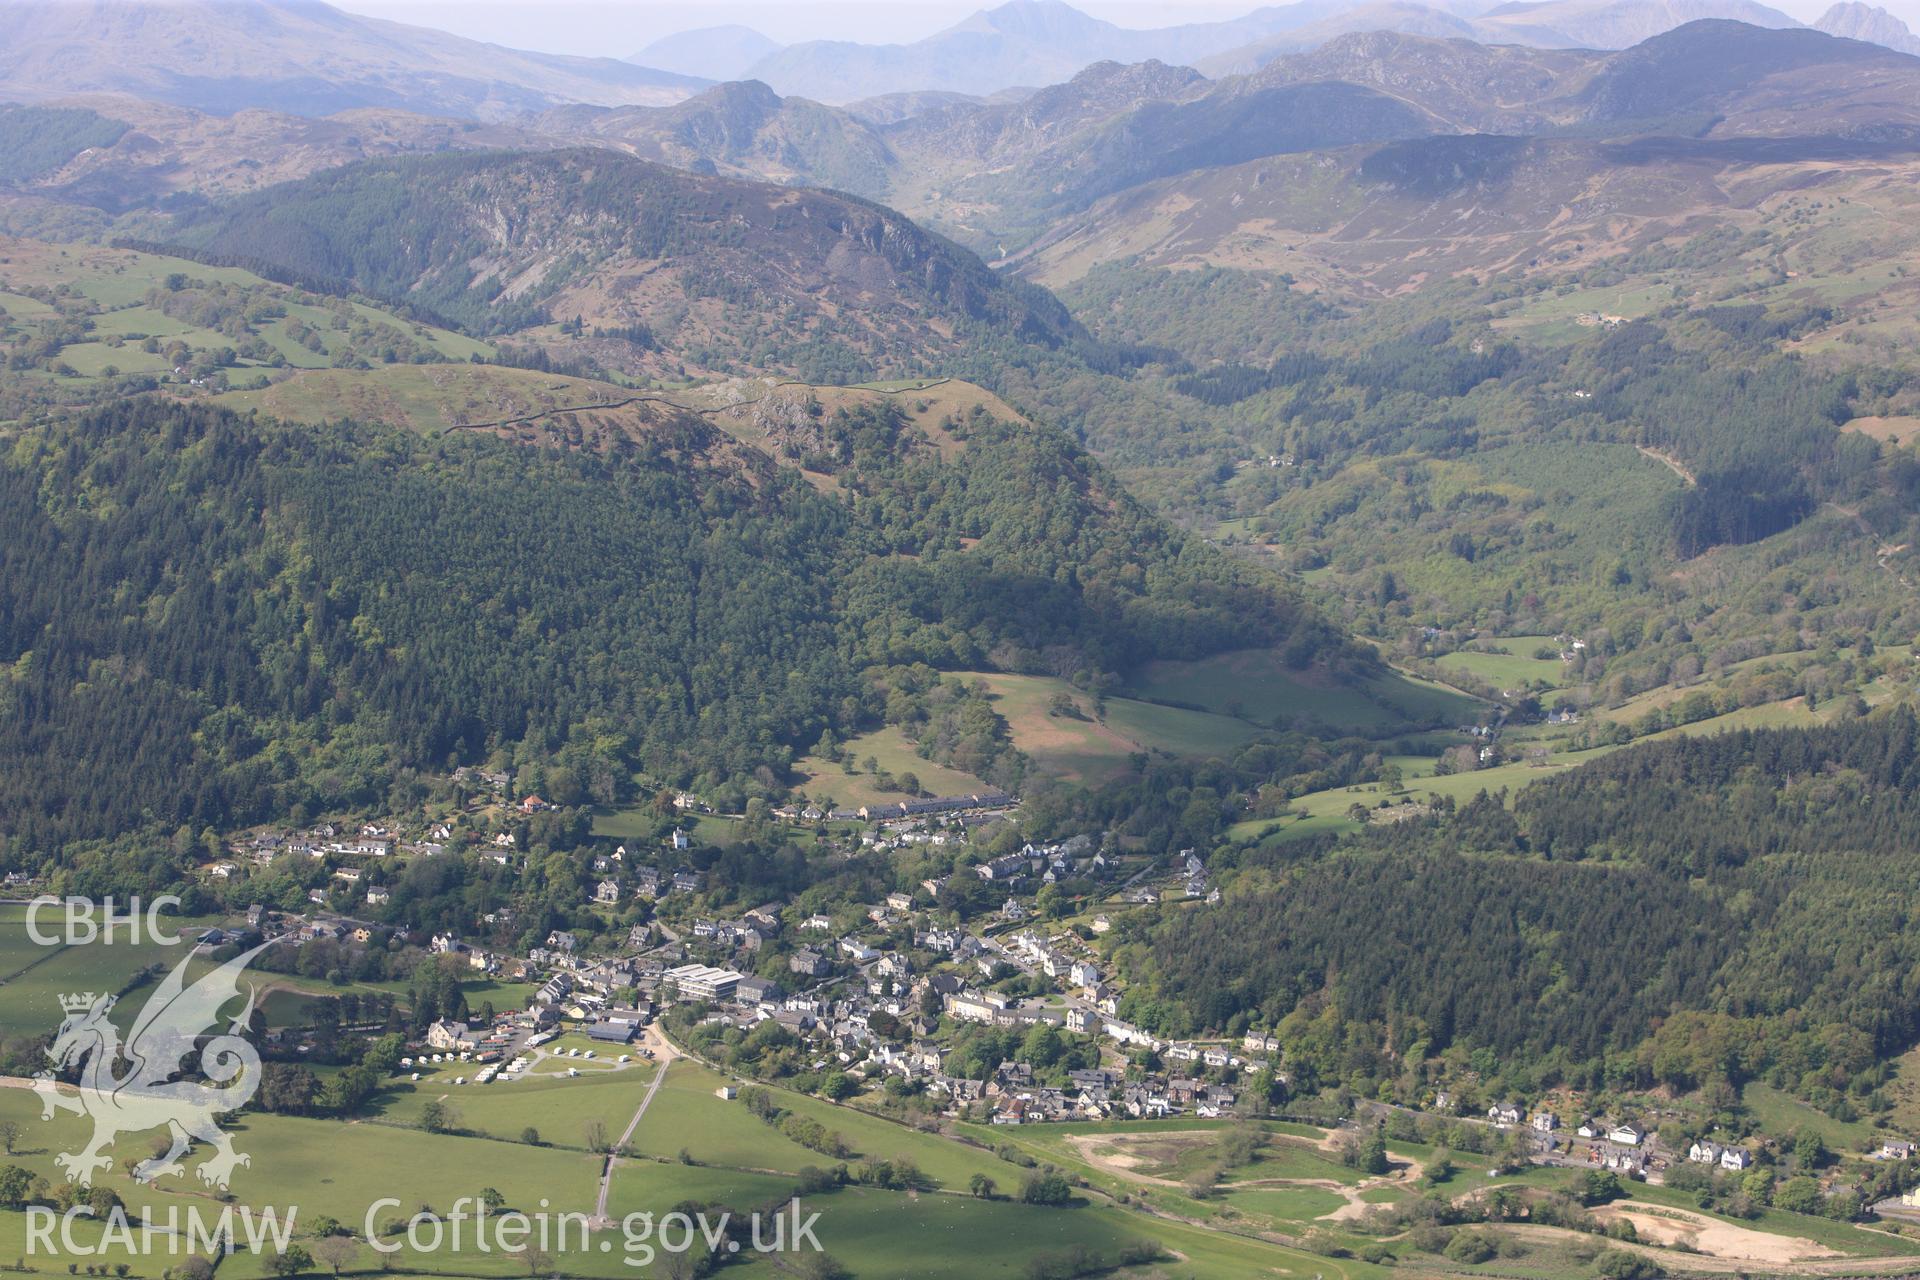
(328, 0, 1897, 59)
(329, 2, 1246, 54)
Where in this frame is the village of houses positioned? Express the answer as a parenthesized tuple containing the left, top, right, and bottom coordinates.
(177, 774, 1302, 1123)
(131, 769, 1920, 1218)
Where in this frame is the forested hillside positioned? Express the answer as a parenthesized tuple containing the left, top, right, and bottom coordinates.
(1176, 307, 1896, 559)
(1122, 709, 1920, 1113)
(1063, 259, 1920, 708)
(0, 104, 128, 184)
(0, 394, 1341, 857)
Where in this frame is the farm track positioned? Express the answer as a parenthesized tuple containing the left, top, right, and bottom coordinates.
(592, 1024, 679, 1226)
(1637, 445, 1699, 486)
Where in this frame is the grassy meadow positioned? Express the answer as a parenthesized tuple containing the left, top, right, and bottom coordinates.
(1128, 647, 1480, 734)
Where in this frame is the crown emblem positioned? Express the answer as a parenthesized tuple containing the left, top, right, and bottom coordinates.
(58, 992, 102, 1014)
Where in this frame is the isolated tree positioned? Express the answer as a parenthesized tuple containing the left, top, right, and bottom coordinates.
(269, 1246, 314, 1279)
(794, 1256, 851, 1280)
(1217, 1124, 1265, 1169)
(1020, 1171, 1073, 1206)
(505, 1247, 550, 1277)
(0, 1165, 32, 1208)
(1775, 1176, 1824, 1215)
(1184, 1167, 1221, 1200)
(1360, 1129, 1390, 1176)
(312, 1236, 359, 1278)
(1581, 1170, 1624, 1206)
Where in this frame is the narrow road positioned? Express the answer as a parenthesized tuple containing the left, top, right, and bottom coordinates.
(590, 1026, 680, 1226)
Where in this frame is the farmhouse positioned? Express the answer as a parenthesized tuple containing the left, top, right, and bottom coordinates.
(426, 1020, 477, 1052)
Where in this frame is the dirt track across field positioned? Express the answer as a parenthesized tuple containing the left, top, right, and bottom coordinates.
(1595, 1204, 1838, 1263)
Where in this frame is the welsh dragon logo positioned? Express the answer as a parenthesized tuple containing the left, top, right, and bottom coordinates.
(36, 942, 270, 1189)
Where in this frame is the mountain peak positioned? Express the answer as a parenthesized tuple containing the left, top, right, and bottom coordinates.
(1580, 18, 1915, 124)
(1813, 1, 1920, 53)
(630, 24, 783, 80)
(948, 0, 1115, 39)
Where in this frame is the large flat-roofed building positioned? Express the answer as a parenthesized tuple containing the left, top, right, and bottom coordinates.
(665, 962, 741, 1003)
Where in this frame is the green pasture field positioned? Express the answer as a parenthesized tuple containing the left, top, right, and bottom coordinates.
(0, 1086, 603, 1239)
(619, 1063, 1007, 1190)
(801, 1189, 1150, 1280)
(619, 1062, 825, 1172)
(0, 237, 491, 402)
(792, 725, 994, 809)
(0, 905, 225, 1031)
(1436, 636, 1568, 690)
(1128, 647, 1480, 734)
(371, 1059, 658, 1145)
(1222, 1183, 1347, 1223)
(961, 671, 1261, 785)
(1739, 1081, 1876, 1152)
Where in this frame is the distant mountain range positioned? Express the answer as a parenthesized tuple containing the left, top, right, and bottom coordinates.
(1012, 19, 1920, 291)
(489, 20, 1920, 262)
(0, 0, 707, 119)
(24, 15, 1907, 272)
(8, 0, 1920, 120)
(1470, 0, 1800, 50)
(633, 0, 1903, 103)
